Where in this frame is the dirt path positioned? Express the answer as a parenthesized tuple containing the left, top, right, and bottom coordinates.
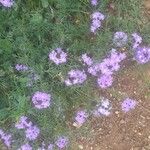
(71, 62, 150, 150)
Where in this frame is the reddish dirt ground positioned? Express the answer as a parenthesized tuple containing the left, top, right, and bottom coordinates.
(71, 62, 150, 150)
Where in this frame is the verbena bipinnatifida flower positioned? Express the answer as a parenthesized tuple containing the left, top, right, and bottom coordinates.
(97, 74, 113, 88)
(121, 98, 137, 112)
(25, 125, 40, 141)
(93, 98, 112, 116)
(134, 46, 150, 64)
(15, 64, 29, 71)
(0, 129, 12, 148)
(90, 11, 105, 33)
(55, 136, 69, 149)
(113, 31, 128, 47)
(91, 0, 98, 6)
(132, 33, 142, 49)
(15, 116, 32, 129)
(32, 91, 51, 109)
(47, 144, 54, 150)
(88, 49, 126, 77)
(65, 69, 87, 86)
(49, 48, 67, 65)
(81, 53, 93, 66)
(0, 0, 13, 7)
(75, 110, 88, 125)
(18, 143, 32, 150)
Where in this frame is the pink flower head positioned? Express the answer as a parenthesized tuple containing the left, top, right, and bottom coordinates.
(49, 48, 67, 65)
(121, 98, 137, 112)
(15, 116, 32, 129)
(25, 125, 40, 141)
(32, 91, 51, 109)
(0, 0, 13, 7)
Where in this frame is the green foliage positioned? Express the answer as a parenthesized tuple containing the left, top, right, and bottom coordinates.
(0, 0, 149, 149)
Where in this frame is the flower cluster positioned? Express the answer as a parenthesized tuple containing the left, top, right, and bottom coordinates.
(15, 64, 29, 71)
(55, 136, 69, 149)
(132, 33, 142, 49)
(18, 143, 32, 150)
(121, 98, 137, 112)
(0, 129, 12, 148)
(74, 110, 88, 125)
(15, 116, 40, 141)
(97, 74, 113, 89)
(47, 144, 54, 150)
(0, 0, 13, 7)
(32, 91, 51, 109)
(15, 116, 32, 129)
(81, 53, 93, 66)
(88, 49, 126, 88)
(134, 46, 150, 64)
(91, 0, 98, 6)
(93, 98, 112, 116)
(65, 69, 87, 86)
(90, 11, 105, 33)
(113, 31, 128, 47)
(49, 48, 67, 65)
(25, 125, 40, 141)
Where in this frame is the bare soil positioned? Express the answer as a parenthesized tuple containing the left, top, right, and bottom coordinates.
(71, 61, 150, 150)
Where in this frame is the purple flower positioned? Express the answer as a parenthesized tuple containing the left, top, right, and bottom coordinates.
(75, 110, 88, 125)
(15, 64, 29, 71)
(32, 91, 51, 109)
(91, 12, 105, 21)
(0, 0, 13, 7)
(81, 53, 93, 66)
(90, 11, 105, 33)
(100, 58, 120, 75)
(121, 98, 137, 112)
(113, 31, 128, 47)
(97, 74, 113, 89)
(55, 136, 69, 149)
(93, 98, 112, 116)
(0, 129, 12, 148)
(49, 48, 67, 65)
(47, 144, 54, 150)
(132, 33, 142, 49)
(91, 0, 98, 6)
(110, 49, 126, 63)
(65, 69, 87, 86)
(15, 116, 32, 129)
(18, 143, 32, 150)
(87, 63, 101, 76)
(134, 46, 150, 64)
(25, 125, 40, 141)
